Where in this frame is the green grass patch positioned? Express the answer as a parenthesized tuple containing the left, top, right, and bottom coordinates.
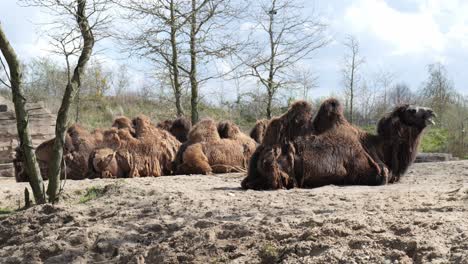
(258, 243, 279, 264)
(421, 127, 449, 153)
(0, 207, 13, 215)
(79, 186, 106, 203)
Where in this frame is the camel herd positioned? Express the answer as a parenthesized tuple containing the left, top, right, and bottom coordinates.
(14, 98, 436, 190)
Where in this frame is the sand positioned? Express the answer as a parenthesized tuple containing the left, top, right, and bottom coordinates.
(0, 160, 467, 263)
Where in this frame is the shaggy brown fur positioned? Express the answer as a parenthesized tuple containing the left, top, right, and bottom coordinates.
(241, 101, 314, 189)
(261, 101, 313, 146)
(217, 120, 257, 158)
(176, 139, 248, 175)
(91, 115, 180, 178)
(159, 117, 192, 143)
(112, 116, 135, 136)
(175, 119, 256, 175)
(173, 118, 220, 171)
(243, 98, 435, 190)
(360, 105, 435, 183)
(187, 118, 220, 143)
(242, 98, 385, 190)
(241, 143, 297, 190)
(249, 119, 269, 144)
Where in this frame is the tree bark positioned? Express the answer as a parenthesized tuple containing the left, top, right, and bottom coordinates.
(170, 0, 183, 117)
(189, 0, 199, 124)
(47, 0, 95, 203)
(349, 48, 356, 124)
(266, 3, 276, 119)
(0, 23, 46, 204)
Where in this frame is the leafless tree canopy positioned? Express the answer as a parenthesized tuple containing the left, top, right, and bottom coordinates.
(243, 0, 329, 118)
(341, 35, 365, 124)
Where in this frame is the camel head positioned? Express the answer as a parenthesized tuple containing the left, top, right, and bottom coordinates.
(398, 105, 436, 129)
(379, 105, 436, 135)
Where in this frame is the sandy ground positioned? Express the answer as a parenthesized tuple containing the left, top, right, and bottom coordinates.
(0, 161, 467, 264)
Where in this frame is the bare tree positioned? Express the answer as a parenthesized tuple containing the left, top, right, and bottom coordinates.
(114, 0, 188, 116)
(341, 35, 364, 124)
(181, 0, 242, 123)
(292, 67, 318, 101)
(388, 82, 413, 105)
(113, 64, 130, 97)
(244, 0, 328, 118)
(0, 23, 46, 204)
(21, 0, 110, 202)
(422, 62, 454, 122)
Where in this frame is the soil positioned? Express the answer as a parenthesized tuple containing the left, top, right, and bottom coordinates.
(0, 160, 467, 263)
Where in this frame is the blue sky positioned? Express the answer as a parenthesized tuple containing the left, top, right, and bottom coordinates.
(1, 0, 467, 101)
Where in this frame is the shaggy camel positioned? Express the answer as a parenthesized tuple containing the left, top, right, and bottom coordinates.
(242, 98, 435, 190)
(172, 118, 220, 170)
(241, 100, 314, 189)
(14, 124, 101, 181)
(174, 119, 256, 175)
(89, 115, 181, 178)
(360, 105, 436, 183)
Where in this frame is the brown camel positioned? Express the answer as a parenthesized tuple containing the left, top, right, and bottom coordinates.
(360, 105, 436, 183)
(89, 115, 181, 178)
(242, 98, 435, 190)
(174, 119, 255, 175)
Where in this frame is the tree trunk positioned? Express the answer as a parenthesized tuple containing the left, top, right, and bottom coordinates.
(189, 0, 199, 124)
(47, 0, 95, 203)
(266, 6, 276, 120)
(349, 52, 355, 124)
(0, 24, 46, 204)
(266, 91, 273, 119)
(170, 0, 183, 117)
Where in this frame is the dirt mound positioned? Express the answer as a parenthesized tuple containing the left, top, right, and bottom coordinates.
(0, 161, 467, 263)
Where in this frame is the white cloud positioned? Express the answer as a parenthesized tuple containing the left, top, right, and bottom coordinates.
(343, 0, 446, 55)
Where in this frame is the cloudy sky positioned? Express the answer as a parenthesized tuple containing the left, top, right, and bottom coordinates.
(1, 0, 467, 101)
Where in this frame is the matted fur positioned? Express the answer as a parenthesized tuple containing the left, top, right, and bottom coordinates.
(158, 117, 192, 143)
(217, 120, 257, 158)
(242, 100, 314, 189)
(360, 105, 435, 183)
(261, 101, 313, 146)
(242, 98, 385, 190)
(176, 139, 247, 175)
(249, 119, 269, 144)
(175, 120, 255, 175)
(242, 98, 434, 190)
(91, 115, 180, 178)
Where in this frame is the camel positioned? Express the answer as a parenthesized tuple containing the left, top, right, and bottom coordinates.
(242, 98, 435, 190)
(174, 119, 256, 175)
(89, 115, 180, 178)
(360, 105, 436, 183)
